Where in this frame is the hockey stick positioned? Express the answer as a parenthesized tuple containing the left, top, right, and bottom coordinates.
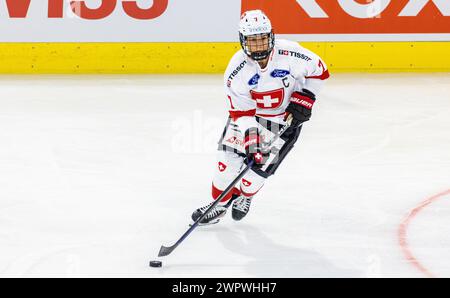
(158, 119, 293, 257)
(261, 118, 293, 151)
(158, 159, 255, 257)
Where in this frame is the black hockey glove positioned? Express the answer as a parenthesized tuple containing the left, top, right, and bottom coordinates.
(243, 127, 269, 166)
(284, 89, 316, 127)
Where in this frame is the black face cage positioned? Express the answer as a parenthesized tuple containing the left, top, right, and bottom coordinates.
(239, 31, 275, 61)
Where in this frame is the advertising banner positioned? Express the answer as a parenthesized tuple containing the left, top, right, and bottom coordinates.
(243, 0, 450, 41)
(0, 0, 449, 41)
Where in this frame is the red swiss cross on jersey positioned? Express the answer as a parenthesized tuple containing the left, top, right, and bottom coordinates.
(250, 88, 284, 109)
(218, 162, 227, 172)
(242, 179, 252, 187)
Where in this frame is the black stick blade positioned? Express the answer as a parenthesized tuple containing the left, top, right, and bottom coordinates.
(158, 245, 176, 257)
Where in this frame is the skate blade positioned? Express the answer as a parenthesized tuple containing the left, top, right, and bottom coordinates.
(189, 219, 221, 227)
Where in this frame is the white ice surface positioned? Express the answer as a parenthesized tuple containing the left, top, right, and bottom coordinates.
(0, 74, 449, 277)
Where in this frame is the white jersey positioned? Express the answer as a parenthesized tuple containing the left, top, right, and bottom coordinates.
(224, 39, 329, 133)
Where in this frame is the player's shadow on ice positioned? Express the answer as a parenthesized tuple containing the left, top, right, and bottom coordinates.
(212, 224, 360, 277)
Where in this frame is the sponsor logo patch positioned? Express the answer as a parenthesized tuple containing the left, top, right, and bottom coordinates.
(278, 49, 312, 61)
(225, 136, 243, 146)
(248, 74, 260, 86)
(270, 69, 290, 78)
(227, 61, 247, 87)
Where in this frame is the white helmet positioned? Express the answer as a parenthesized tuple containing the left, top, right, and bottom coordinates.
(239, 10, 275, 61)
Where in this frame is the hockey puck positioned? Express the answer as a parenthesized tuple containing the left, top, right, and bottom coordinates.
(149, 260, 162, 268)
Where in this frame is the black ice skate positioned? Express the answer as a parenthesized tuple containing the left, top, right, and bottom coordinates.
(191, 196, 238, 225)
(191, 202, 228, 225)
(232, 196, 253, 221)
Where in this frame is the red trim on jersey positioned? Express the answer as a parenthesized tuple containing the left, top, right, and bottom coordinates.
(305, 69, 330, 80)
(212, 183, 241, 202)
(240, 186, 261, 197)
(269, 48, 275, 61)
(227, 95, 235, 109)
(229, 109, 256, 120)
(256, 111, 287, 118)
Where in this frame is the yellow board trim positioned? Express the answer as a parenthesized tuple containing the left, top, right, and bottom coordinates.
(0, 42, 449, 73)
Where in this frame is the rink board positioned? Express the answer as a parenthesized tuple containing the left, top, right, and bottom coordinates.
(0, 42, 449, 73)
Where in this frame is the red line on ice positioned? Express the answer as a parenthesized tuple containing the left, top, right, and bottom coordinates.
(398, 189, 450, 278)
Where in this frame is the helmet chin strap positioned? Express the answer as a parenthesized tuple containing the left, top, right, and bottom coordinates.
(250, 50, 272, 61)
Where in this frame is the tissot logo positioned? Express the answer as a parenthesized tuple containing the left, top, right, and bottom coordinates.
(4, 0, 169, 20)
(248, 26, 269, 33)
(242, 0, 450, 34)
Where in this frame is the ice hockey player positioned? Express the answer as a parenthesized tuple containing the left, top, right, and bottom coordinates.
(192, 9, 329, 225)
